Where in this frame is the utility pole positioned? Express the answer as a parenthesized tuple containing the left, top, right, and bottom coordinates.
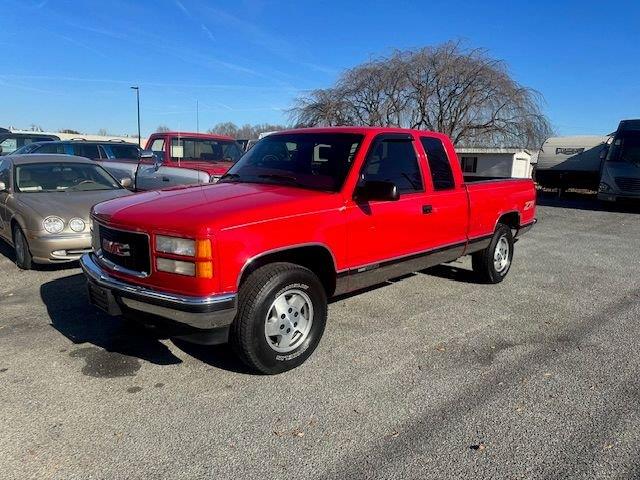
(130, 86, 141, 147)
(196, 100, 199, 133)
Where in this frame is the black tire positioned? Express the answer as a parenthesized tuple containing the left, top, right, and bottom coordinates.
(472, 223, 514, 284)
(12, 225, 33, 270)
(231, 262, 327, 374)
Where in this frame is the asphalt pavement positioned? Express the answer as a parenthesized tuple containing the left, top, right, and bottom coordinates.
(1, 192, 639, 479)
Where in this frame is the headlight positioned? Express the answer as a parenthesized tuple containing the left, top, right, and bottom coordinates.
(599, 182, 611, 192)
(210, 175, 222, 183)
(157, 258, 195, 276)
(69, 218, 86, 232)
(156, 235, 196, 256)
(43, 216, 65, 234)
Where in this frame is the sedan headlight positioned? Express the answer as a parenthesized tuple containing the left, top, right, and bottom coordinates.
(43, 216, 65, 234)
(599, 182, 611, 192)
(69, 218, 86, 232)
(156, 235, 196, 256)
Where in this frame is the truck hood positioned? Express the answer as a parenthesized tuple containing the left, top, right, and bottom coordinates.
(92, 182, 340, 236)
(171, 160, 234, 176)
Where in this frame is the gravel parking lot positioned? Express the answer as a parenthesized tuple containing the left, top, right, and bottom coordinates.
(1, 193, 639, 480)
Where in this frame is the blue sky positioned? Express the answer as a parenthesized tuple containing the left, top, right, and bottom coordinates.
(1, 0, 639, 137)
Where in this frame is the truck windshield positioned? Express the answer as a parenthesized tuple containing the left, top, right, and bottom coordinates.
(607, 131, 640, 167)
(219, 133, 364, 192)
(170, 138, 243, 163)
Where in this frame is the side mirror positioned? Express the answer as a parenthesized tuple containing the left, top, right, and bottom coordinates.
(139, 149, 155, 159)
(0, 181, 6, 192)
(354, 180, 399, 202)
(120, 177, 132, 188)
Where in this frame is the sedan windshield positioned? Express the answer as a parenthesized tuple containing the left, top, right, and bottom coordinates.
(219, 133, 364, 192)
(607, 132, 640, 167)
(15, 163, 121, 193)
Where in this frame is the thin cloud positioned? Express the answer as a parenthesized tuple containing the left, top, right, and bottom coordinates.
(175, 0, 192, 18)
(201, 24, 215, 41)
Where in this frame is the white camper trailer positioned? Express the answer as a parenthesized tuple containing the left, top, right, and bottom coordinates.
(535, 135, 610, 190)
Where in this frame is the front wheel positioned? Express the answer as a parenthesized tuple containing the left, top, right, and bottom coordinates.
(231, 262, 327, 374)
(13, 225, 33, 270)
(472, 223, 514, 284)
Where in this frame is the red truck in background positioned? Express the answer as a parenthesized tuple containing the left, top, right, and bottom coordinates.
(135, 132, 244, 190)
(81, 127, 536, 374)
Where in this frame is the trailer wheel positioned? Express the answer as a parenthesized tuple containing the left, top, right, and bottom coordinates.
(231, 262, 327, 374)
(472, 223, 514, 284)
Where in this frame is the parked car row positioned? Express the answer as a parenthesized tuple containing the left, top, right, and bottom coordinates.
(1, 126, 537, 373)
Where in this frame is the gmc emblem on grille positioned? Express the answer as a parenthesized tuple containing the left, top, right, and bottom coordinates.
(102, 239, 131, 257)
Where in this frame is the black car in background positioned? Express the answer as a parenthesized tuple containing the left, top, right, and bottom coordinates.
(0, 132, 59, 156)
(13, 139, 142, 182)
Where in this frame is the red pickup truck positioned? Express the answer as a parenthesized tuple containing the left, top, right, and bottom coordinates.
(135, 132, 243, 190)
(81, 127, 536, 374)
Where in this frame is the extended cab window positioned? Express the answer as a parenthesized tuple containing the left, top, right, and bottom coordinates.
(421, 137, 455, 191)
(360, 138, 423, 193)
(220, 133, 363, 192)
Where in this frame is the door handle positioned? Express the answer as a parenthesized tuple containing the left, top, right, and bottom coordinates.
(422, 205, 433, 214)
(162, 177, 170, 182)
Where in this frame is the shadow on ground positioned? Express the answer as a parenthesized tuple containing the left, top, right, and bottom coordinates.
(537, 190, 640, 214)
(41, 273, 183, 372)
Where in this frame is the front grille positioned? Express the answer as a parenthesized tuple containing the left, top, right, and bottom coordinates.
(97, 223, 151, 275)
(615, 177, 640, 192)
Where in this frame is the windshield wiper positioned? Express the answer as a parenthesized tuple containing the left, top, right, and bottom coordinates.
(257, 174, 305, 188)
(218, 173, 241, 183)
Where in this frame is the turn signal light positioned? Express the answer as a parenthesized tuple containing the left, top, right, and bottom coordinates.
(196, 261, 213, 279)
(196, 239, 212, 259)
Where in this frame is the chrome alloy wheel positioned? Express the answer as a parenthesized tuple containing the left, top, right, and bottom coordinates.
(264, 289, 314, 353)
(493, 235, 510, 273)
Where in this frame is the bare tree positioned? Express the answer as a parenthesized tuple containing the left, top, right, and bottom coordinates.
(59, 128, 81, 134)
(290, 42, 553, 148)
(97, 128, 108, 136)
(208, 122, 287, 139)
(155, 125, 171, 133)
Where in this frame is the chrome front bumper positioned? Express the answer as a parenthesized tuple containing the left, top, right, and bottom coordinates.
(80, 253, 237, 331)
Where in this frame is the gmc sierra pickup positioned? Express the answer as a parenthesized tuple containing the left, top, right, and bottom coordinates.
(80, 127, 536, 374)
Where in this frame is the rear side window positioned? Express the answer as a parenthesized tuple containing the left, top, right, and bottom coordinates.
(361, 139, 423, 193)
(106, 144, 139, 160)
(37, 143, 67, 154)
(71, 144, 100, 160)
(421, 137, 455, 190)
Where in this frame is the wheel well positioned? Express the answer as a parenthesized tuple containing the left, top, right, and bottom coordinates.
(239, 246, 337, 296)
(498, 212, 520, 230)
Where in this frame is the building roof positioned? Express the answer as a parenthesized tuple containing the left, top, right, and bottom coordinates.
(456, 147, 531, 155)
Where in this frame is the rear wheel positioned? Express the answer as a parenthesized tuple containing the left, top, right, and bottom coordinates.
(472, 223, 514, 284)
(231, 262, 327, 374)
(12, 225, 33, 270)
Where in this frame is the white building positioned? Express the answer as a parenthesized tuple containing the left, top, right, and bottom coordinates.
(455, 147, 533, 179)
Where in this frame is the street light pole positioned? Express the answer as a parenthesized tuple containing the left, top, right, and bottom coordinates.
(130, 86, 141, 147)
(196, 99, 199, 133)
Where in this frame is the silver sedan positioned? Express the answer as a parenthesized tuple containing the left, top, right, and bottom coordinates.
(0, 154, 133, 269)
